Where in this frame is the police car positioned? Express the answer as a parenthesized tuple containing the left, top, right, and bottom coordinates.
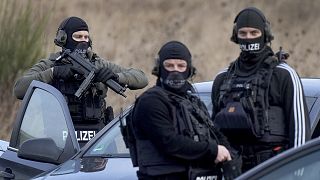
(0, 79, 319, 179)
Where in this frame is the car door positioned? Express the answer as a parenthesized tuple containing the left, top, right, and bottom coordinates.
(0, 80, 80, 179)
(237, 138, 320, 180)
(32, 106, 138, 179)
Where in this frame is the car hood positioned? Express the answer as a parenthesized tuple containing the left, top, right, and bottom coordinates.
(33, 157, 137, 180)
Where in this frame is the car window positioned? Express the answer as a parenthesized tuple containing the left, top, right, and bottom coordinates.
(258, 149, 320, 180)
(17, 88, 68, 149)
(195, 92, 213, 116)
(85, 121, 129, 156)
(305, 96, 316, 112)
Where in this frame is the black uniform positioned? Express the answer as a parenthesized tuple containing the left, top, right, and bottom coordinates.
(211, 7, 311, 172)
(13, 17, 148, 147)
(132, 83, 227, 179)
(132, 80, 241, 180)
(129, 41, 241, 179)
(212, 46, 311, 171)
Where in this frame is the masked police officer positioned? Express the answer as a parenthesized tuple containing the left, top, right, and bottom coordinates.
(211, 7, 311, 172)
(131, 41, 241, 180)
(13, 16, 148, 146)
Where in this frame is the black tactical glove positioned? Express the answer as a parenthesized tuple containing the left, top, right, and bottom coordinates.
(222, 154, 242, 180)
(95, 67, 119, 83)
(53, 64, 78, 80)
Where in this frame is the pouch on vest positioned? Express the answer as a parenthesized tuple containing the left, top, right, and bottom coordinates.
(188, 166, 222, 180)
(120, 109, 138, 167)
(83, 93, 103, 121)
(268, 106, 287, 136)
(214, 101, 259, 142)
(103, 106, 114, 125)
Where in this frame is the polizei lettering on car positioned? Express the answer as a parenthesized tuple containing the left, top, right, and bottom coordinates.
(63, 130, 97, 142)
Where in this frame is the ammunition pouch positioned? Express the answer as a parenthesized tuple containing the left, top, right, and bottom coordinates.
(222, 154, 242, 180)
(83, 92, 104, 122)
(120, 109, 139, 167)
(268, 106, 287, 137)
(242, 149, 274, 171)
(215, 101, 260, 142)
(136, 140, 186, 176)
(104, 106, 114, 125)
(242, 144, 287, 171)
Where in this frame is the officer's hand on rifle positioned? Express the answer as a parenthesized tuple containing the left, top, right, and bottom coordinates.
(53, 64, 81, 80)
(95, 67, 119, 83)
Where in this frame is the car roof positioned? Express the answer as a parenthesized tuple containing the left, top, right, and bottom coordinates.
(192, 78, 320, 96)
(192, 81, 213, 93)
(300, 78, 320, 97)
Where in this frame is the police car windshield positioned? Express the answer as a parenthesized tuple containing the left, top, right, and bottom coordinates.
(84, 116, 131, 157)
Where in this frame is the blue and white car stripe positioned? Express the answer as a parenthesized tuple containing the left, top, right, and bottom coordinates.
(278, 63, 306, 147)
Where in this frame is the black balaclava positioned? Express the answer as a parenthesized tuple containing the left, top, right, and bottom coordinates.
(233, 8, 274, 76)
(74, 42, 89, 58)
(157, 41, 192, 93)
(236, 8, 266, 56)
(59, 17, 89, 51)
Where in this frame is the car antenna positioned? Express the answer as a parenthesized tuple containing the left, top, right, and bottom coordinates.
(278, 46, 283, 61)
(277, 46, 290, 62)
(119, 107, 124, 118)
(119, 107, 126, 125)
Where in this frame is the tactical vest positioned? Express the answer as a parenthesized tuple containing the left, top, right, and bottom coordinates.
(214, 57, 288, 144)
(51, 57, 113, 146)
(122, 87, 220, 177)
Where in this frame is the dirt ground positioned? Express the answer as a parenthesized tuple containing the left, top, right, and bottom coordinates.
(1, 0, 320, 139)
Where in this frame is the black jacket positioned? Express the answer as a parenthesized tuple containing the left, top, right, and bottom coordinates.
(133, 85, 219, 177)
(212, 51, 311, 148)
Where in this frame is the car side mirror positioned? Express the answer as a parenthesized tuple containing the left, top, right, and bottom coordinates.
(18, 138, 63, 165)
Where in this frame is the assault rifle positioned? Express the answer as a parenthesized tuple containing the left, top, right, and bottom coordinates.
(56, 49, 127, 98)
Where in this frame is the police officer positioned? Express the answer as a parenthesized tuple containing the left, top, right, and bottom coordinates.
(211, 7, 311, 172)
(131, 41, 241, 180)
(13, 16, 148, 146)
